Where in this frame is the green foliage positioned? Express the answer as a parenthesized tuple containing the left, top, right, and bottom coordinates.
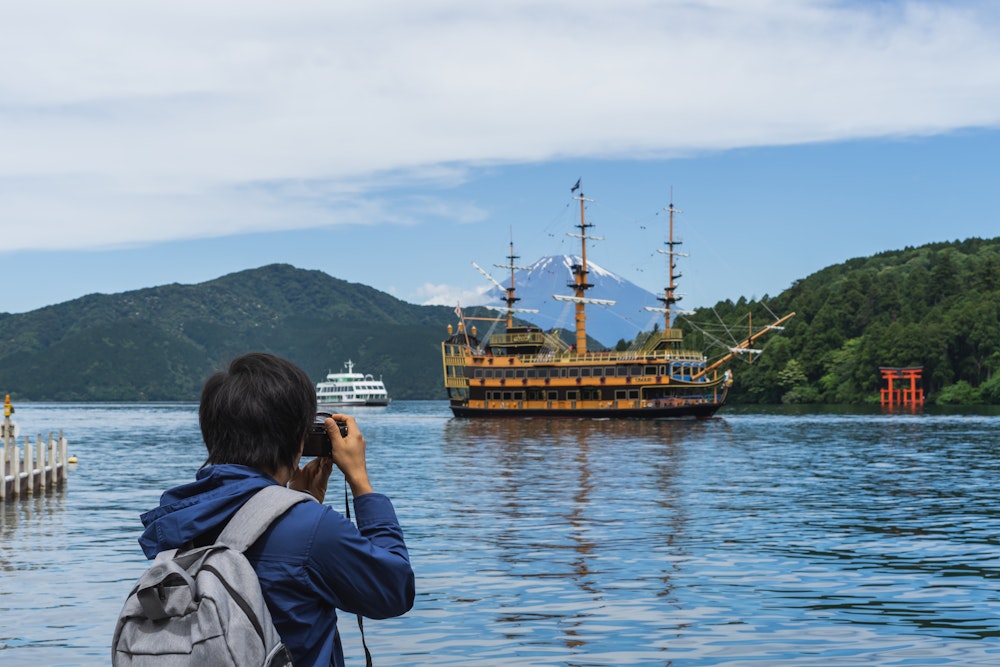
(0, 264, 456, 401)
(3, 236, 999, 404)
(681, 237, 1000, 405)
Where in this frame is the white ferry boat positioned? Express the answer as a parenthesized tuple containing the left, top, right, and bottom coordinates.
(315, 360, 391, 407)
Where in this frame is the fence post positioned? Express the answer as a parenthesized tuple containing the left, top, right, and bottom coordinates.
(25, 436, 33, 495)
(48, 433, 56, 486)
(38, 433, 46, 492)
(60, 432, 68, 485)
(12, 437, 21, 496)
(1, 430, 7, 501)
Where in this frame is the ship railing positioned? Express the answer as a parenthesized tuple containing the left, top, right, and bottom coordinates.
(526, 349, 707, 364)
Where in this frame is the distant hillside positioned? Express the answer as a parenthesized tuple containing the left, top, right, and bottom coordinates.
(683, 236, 1000, 405)
(0, 264, 457, 401)
(481, 255, 661, 347)
(3, 236, 998, 405)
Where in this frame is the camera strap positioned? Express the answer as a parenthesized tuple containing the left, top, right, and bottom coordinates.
(344, 478, 374, 667)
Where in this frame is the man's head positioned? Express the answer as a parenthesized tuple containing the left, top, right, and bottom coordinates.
(199, 352, 317, 474)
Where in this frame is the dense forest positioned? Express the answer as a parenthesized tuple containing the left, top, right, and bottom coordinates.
(0, 264, 457, 401)
(676, 237, 1000, 405)
(1, 238, 998, 404)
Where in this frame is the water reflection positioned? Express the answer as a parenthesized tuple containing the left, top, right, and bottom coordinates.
(3, 404, 1000, 665)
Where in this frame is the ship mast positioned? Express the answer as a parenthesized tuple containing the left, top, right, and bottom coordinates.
(494, 232, 528, 329)
(657, 198, 687, 330)
(569, 190, 595, 352)
(552, 181, 616, 354)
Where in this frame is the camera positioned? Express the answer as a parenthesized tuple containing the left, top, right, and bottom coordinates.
(303, 412, 348, 457)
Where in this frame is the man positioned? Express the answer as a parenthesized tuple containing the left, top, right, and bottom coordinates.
(138, 352, 414, 666)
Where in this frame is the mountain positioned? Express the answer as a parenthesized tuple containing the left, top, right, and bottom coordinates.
(4, 236, 999, 405)
(480, 255, 662, 347)
(0, 264, 457, 401)
(698, 236, 1000, 405)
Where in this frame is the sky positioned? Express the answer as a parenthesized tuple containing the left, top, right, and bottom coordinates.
(2, 1, 999, 315)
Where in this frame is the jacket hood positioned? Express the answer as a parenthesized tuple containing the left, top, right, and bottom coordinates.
(138, 464, 279, 558)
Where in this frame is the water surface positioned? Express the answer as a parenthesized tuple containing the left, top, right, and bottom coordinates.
(2, 402, 999, 666)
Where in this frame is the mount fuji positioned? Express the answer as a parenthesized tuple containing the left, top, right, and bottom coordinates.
(478, 255, 669, 348)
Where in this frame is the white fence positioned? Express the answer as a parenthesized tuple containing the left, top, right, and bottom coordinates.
(1, 427, 69, 500)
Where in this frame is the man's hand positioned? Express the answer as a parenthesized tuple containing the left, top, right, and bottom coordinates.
(327, 414, 374, 497)
(289, 455, 334, 503)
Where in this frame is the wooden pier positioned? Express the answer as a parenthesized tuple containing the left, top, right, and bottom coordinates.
(1, 396, 70, 501)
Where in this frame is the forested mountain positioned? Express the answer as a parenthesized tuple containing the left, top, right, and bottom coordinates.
(0, 264, 457, 401)
(2, 237, 998, 404)
(681, 236, 1000, 405)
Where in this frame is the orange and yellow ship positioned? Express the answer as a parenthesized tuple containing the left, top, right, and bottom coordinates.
(441, 185, 794, 419)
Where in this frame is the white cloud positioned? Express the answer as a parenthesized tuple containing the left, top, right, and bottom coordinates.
(2, 1, 999, 249)
(416, 282, 494, 308)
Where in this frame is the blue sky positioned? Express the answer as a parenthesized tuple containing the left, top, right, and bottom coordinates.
(2, 1, 999, 315)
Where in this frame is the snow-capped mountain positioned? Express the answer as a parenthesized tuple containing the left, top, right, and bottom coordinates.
(478, 255, 667, 347)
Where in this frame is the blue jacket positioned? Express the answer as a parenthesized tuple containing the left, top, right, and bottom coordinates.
(139, 464, 415, 667)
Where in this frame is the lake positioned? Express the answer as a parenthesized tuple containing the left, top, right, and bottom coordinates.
(2, 401, 999, 666)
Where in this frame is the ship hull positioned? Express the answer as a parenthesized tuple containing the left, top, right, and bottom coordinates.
(449, 401, 722, 419)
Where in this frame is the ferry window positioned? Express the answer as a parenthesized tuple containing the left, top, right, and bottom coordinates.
(645, 366, 656, 375)
(515, 370, 525, 378)
(659, 366, 667, 376)
(568, 368, 579, 377)
(617, 367, 629, 377)
(615, 390, 626, 399)
(502, 392, 512, 400)
(505, 370, 514, 378)
(526, 369, 536, 378)
(513, 392, 523, 400)
(581, 368, 591, 377)
(474, 369, 483, 378)
(547, 391, 558, 400)
(628, 390, 639, 399)
(566, 391, 578, 400)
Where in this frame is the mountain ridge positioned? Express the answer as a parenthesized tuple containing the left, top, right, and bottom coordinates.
(3, 235, 1000, 404)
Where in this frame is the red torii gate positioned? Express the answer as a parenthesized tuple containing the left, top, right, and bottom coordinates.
(879, 366, 924, 407)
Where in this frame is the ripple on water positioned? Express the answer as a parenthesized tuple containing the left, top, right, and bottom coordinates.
(4, 403, 1000, 665)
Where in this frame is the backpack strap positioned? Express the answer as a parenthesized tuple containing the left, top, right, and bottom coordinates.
(217, 485, 314, 552)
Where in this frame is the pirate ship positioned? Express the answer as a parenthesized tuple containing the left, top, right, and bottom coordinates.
(441, 185, 794, 418)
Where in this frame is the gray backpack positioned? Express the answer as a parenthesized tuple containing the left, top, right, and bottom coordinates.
(112, 485, 312, 666)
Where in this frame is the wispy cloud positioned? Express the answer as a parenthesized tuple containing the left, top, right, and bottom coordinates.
(2, 1, 999, 251)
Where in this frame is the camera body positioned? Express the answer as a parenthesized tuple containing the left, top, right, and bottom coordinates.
(303, 412, 348, 457)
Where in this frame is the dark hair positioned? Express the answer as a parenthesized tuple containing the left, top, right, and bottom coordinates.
(199, 352, 317, 473)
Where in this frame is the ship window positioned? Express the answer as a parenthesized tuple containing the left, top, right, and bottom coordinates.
(645, 366, 656, 375)
(526, 369, 536, 378)
(513, 392, 523, 400)
(505, 370, 514, 378)
(615, 390, 627, 399)
(581, 368, 591, 377)
(568, 368, 579, 377)
(628, 390, 639, 399)
(515, 370, 525, 378)
(547, 391, 558, 400)
(617, 367, 629, 377)
(474, 369, 483, 378)
(566, 390, 578, 400)
(502, 391, 512, 400)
